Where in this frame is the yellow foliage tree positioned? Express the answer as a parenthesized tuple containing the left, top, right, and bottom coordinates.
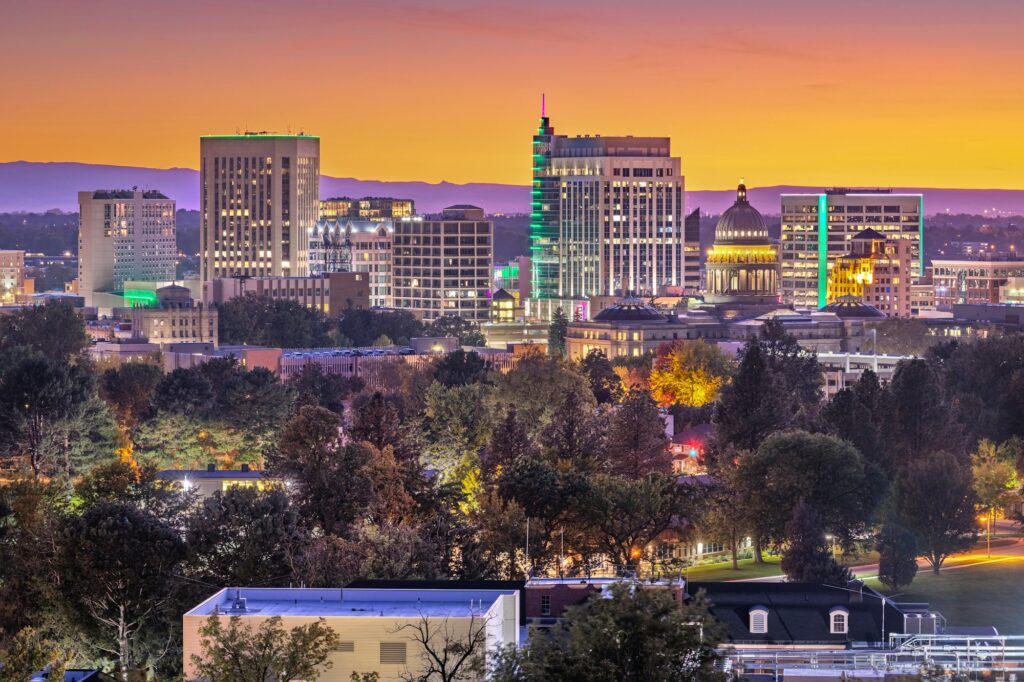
(648, 340, 733, 408)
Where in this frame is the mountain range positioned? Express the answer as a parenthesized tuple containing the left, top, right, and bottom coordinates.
(3, 161, 1024, 216)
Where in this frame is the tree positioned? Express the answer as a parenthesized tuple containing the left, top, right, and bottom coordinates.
(895, 452, 977, 574)
(648, 340, 732, 408)
(0, 627, 71, 682)
(935, 336, 1024, 443)
(780, 500, 853, 586)
(152, 366, 215, 416)
(392, 611, 489, 682)
(434, 349, 489, 387)
(287, 361, 362, 415)
(99, 361, 163, 432)
(757, 319, 824, 410)
(0, 299, 90, 361)
(492, 350, 594, 436)
(820, 370, 887, 471)
(603, 388, 670, 478)
(538, 390, 604, 469)
(883, 359, 960, 467)
(876, 513, 919, 590)
(735, 431, 884, 547)
(481, 406, 534, 475)
(712, 342, 789, 452)
(184, 486, 306, 587)
(547, 307, 568, 358)
(58, 502, 186, 678)
(190, 614, 339, 682)
(490, 582, 724, 682)
(217, 293, 332, 348)
(423, 381, 494, 479)
(272, 405, 357, 531)
(0, 349, 117, 478)
(700, 461, 752, 570)
(424, 315, 487, 347)
(372, 334, 394, 347)
(339, 309, 424, 347)
(578, 474, 689, 575)
(579, 349, 622, 404)
(350, 391, 416, 459)
(971, 439, 1021, 520)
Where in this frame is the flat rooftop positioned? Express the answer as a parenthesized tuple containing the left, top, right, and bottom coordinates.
(186, 587, 518, 619)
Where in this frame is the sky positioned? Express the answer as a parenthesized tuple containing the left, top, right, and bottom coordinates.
(1, 0, 1023, 189)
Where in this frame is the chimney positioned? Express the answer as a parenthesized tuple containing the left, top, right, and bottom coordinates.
(207, 462, 216, 472)
(847, 579, 864, 603)
(240, 463, 250, 472)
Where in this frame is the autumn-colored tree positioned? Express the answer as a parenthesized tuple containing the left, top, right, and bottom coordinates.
(648, 340, 732, 408)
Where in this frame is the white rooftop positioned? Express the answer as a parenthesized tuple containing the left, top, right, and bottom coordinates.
(186, 587, 517, 619)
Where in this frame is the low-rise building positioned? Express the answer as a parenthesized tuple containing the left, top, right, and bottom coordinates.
(0, 250, 32, 303)
(204, 271, 370, 318)
(183, 586, 520, 681)
(827, 229, 913, 317)
(130, 284, 218, 347)
(156, 465, 276, 499)
(932, 259, 1024, 309)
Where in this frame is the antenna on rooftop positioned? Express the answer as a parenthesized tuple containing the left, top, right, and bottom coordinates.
(541, 93, 546, 118)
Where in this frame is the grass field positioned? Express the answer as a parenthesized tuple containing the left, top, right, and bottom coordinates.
(864, 556, 1024, 635)
(683, 556, 783, 581)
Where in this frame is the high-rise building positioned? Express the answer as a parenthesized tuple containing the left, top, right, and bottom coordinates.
(530, 106, 560, 303)
(392, 206, 492, 323)
(827, 229, 913, 317)
(554, 136, 684, 299)
(308, 219, 393, 307)
(319, 197, 414, 220)
(77, 189, 177, 306)
(529, 105, 688, 309)
(684, 207, 702, 293)
(200, 133, 320, 285)
(780, 190, 923, 309)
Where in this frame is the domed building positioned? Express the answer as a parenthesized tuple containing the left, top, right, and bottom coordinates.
(704, 182, 779, 308)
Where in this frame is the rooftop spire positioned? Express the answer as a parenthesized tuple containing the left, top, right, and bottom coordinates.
(737, 179, 748, 202)
(541, 93, 546, 118)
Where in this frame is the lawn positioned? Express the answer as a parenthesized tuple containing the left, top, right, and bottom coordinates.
(683, 555, 783, 582)
(864, 557, 1024, 635)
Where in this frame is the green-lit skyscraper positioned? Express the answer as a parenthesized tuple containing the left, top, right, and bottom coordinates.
(530, 99, 560, 302)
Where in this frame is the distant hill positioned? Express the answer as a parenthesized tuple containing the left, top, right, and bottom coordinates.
(2, 161, 1023, 216)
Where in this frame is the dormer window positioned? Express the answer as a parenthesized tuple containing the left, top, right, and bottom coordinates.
(830, 607, 849, 634)
(749, 607, 768, 634)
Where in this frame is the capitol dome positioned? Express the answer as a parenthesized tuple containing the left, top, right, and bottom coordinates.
(714, 182, 769, 245)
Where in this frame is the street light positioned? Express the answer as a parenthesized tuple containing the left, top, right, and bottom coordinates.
(978, 514, 991, 558)
(825, 534, 836, 558)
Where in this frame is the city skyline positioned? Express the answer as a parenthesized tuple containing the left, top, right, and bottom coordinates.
(2, 0, 1023, 190)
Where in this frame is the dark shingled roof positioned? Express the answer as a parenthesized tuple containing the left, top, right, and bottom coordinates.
(492, 288, 515, 301)
(689, 582, 904, 645)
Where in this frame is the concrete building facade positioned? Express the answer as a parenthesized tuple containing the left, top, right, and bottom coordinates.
(781, 190, 923, 309)
(319, 197, 414, 220)
(204, 271, 370, 318)
(200, 134, 320, 285)
(392, 206, 492, 323)
(130, 284, 218, 347)
(931, 259, 1024, 308)
(0, 250, 28, 303)
(827, 229, 914, 317)
(308, 219, 392, 307)
(77, 190, 177, 306)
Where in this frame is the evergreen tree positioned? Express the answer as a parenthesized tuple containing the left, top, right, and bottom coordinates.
(0, 299, 90, 361)
(780, 500, 852, 586)
(539, 390, 605, 469)
(876, 513, 919, 590)
(713, 342, 790, 452)
(349, 391, 414, 458)
(547, 307, 569, 357)
(883, 359, 961, 466)
(579, 348, 623, 404)
(434, 349, 489, 387)
(481, 406, 534, 475)
(603, 387, 670, 478)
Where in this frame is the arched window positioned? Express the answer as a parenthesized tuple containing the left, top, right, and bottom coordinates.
(830, 607, 849, 634)
(749, 607, 768, 634)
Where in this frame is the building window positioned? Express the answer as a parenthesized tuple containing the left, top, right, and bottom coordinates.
(830, 608, 848, 634)
(540, 595, 551, 616)
(749, 608, 768, 634)
(333, 641, 355, 653)
(380, 642, 407, 664)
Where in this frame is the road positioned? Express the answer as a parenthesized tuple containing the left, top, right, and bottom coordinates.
(731, 522, 1024, 583)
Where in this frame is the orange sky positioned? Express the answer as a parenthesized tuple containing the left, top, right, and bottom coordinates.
(2, 0, 1023, 189)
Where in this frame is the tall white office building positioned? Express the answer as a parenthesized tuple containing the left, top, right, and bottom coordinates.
(77, 189, 177, 306)
(200, 133, 320, 285)
(780, 189, 923, 309)
(552, 136, 684, 299)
